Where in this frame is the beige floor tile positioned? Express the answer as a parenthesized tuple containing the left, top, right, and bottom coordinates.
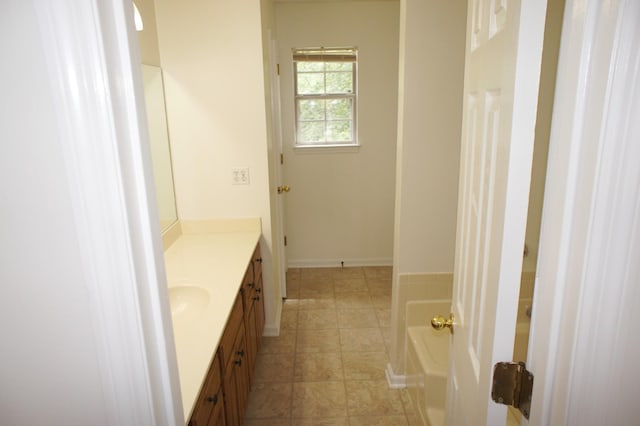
(245, 418, 292, 426)
(363, 266, 392, 280)
(292, 381, 348, 418)
(369, 292, 392, 309)
(348, 416, 409, 426)
(366, 279, 392, 294)
(333, 278, 368, 293)
(287, 268, 303, 279)
(260, 330, 296, 354)
(296, 329, 341, 353)
(335, 292, 372, 310)
(281, 309, 299, 330)
(298, 297, 337, 310)
(298, 309, 338, 330)
(286, 287, 301, 299)
(337, 309, 378, 329)
(339, 328, 385, 352)
(300, 286, 335, 299)
(292, 417, 349, 425)
(345, 380, 405, 417)
(294, 352, 344, 382)
(283, 298, 300, 311)
(406, 413, 422, 426)
(253, 353, 295, 383)
(374, 308, 392, 328)
(245, 382, 293, 419)
(300, 268, 335, 280)
(342, 352, 388, 381)
(329, 267, 365, 279)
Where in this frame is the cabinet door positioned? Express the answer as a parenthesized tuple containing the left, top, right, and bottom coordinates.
(244, 301, 258, 387)
(189, 353, 222, 426)
(254, 275, 265, 347)
(207, 388, 225, 426)
(223, 322, 250, 426)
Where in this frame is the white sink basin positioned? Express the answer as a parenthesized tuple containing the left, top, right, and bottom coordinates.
(168, 285, 210, 324)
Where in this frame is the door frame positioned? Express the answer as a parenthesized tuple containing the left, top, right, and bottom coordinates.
(528, 0, 640, 423)
(27, 0, 182, 423)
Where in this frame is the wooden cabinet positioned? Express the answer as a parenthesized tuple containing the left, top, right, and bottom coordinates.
(241, 244, 265, 387)
(188, 353, 225, 426)
(188, 242, 264, 426)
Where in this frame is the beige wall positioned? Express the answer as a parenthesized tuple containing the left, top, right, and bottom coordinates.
(275, 1, 400, 267)
(153, 0, 280, 331)
(135, 0, 161, 66)
(389, 0, 466, 375)
(523, 0, 565, 272)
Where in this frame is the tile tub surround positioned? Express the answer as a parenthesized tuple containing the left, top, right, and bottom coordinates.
(162, 219, 261, 422)
(245, 267, 420, 425)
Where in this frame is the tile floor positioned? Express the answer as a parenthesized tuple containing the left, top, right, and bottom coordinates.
(244, 267, 420, 426)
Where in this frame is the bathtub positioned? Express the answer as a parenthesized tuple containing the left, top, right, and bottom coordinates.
(406, 299, 532, 426)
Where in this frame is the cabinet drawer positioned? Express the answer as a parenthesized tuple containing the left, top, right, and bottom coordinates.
(219, 293, 243, 372)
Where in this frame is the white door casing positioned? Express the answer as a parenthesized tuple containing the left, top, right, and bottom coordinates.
(446, 1, 548, 425)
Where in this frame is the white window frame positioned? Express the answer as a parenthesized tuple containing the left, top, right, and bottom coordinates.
(293, 47, 358, 148)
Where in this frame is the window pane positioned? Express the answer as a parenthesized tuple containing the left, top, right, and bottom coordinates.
(326, 62, 352, 72)
(298, 99, 325, 120)
(326, 72, 352, 94)
(297, 72, 324, 95)
(297, 62, 324, 72)
(326, 120, 352, 141)
(298, 121, 325, 143)
(326, 98, 352, 120)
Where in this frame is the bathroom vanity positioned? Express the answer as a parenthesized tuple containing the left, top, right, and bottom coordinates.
(163, 220, 264, 425)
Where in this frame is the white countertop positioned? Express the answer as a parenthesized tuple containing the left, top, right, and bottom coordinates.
(163, 221, 261, 422)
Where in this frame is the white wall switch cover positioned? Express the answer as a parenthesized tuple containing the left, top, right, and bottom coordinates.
(231, 167, 250, 185)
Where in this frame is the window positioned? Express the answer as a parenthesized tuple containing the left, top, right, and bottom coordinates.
(293, 47, 357, 147)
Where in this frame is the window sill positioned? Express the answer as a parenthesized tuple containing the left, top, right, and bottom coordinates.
(293, 143, 361, 154)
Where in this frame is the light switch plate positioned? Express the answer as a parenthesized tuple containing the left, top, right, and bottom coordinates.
(231, 167, 250, 185)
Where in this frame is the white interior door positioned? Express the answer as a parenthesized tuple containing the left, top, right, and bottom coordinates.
(268, 35, 288, 298)
(446, 1, 548, 425)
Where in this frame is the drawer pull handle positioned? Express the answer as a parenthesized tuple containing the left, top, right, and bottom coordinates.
(206, 394, 218, 405)
(255, 257, 262, 263)
(236, 350, 244, 357)
(247, 282, 255, 288)
(234, 359, 242, 366)
(253, 296, 260, 301)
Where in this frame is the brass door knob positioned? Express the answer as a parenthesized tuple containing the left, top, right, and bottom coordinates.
(431, 313, 454, 334)
(277, 185, 291, 194)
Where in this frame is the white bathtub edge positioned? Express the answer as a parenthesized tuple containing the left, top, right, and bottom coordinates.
(385, 363, 407, 389)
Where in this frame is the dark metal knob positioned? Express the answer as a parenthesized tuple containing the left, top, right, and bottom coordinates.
(234, 359, 242, 366)
(206, 394, 218, 404)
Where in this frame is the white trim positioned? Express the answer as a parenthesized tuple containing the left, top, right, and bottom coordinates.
(263, 325, 281, 337)
(288, 257, 393, 268)
(529, 0, 640, 424)
(35, 1, 181, 424)
(385, 363, 407, 389)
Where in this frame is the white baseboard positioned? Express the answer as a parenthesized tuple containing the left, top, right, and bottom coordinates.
(385, 363, 407, 389)
(262, 325, 279, 337)
(288, 257, 393, 268)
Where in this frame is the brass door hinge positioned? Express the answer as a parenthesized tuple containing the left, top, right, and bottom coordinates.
(491, 362, 534, 419)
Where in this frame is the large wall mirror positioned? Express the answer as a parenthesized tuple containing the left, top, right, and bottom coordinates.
(141, 64, 178, 231)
